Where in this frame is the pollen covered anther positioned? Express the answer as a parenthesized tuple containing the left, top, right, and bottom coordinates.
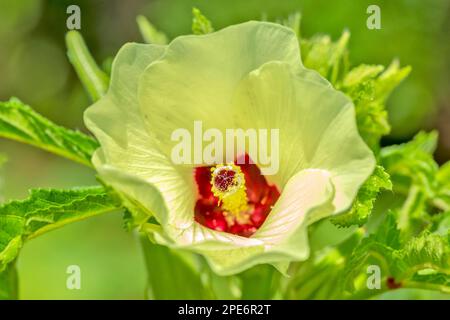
(210, 164, 249, 222)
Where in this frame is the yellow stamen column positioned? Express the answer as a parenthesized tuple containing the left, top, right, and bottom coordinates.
(210, 164, 250, 225)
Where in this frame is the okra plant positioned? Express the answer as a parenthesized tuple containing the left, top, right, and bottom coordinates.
(0, 9, 448, 300)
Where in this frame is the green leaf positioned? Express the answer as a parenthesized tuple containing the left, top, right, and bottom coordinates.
(355, 100, 390, 152)
(375, 60, 412, 103)
(293, 16, 409, 152)
(371, 213, 402, 249)
(437, 162, 450, 185)
(342, 64, 384, 88)
(343, 214, 450, 293)
(65, 30, 110, 102)
(342, 213, 399, 292)
(136, 15, 168, 45)
(300, 31, 350, 84)
(431, 211, 450, 236)
(381, 131, 439, 193)
(340, 62, 410, 151)
(393, 232, 450, 279)
(285, 232, 362, 299)
(192, 8, 214, 35)
(381, 132, 450, 232)
(343, 239, 393, 292)
(409, 272, 450, 293)
(0, 98, 98, 167)
(140, 235, 209, 299)
(382, 130, 438, 160)
(0, 186, 120, 271)
(332, 166, 392, 227)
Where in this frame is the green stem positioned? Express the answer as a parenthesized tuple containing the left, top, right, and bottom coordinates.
(139, 234, 209, 299)
(136, 15, 168, 45)
(403, 280, 450, 293)
(0, 262, 18, 300)
(240, 264, 280, 299)
(330, 30, 349, 84)
(398, 185, 423, 230)
(394, 182, 445, 212)
(65, 31, 109, 102)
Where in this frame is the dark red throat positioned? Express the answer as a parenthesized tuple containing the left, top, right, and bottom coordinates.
(194, 154, 280, 237)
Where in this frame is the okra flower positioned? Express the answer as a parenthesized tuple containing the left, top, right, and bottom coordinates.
(84, 21, 375, 275)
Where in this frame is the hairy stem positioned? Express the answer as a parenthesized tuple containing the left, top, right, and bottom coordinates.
(66, 31, 109, 102)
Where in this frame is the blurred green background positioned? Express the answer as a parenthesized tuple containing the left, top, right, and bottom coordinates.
(0, 0, 449, 299)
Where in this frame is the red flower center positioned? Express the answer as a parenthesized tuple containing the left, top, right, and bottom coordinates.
(194, 154, 280, 237)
